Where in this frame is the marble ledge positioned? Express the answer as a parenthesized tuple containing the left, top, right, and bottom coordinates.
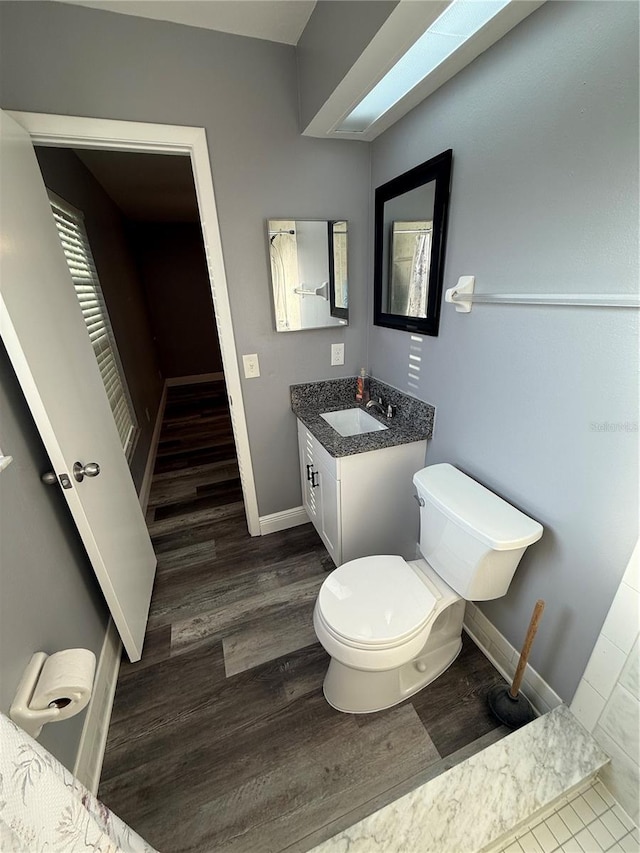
(309, 705, 609, 853)
(290, 377, 435, 459)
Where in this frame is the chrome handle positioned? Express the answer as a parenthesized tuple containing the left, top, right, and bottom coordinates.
(306, 463, 314, 482)
(413, 494, 425, 506)
(311, 471, 319, 488)
(73, 461, 101, 483)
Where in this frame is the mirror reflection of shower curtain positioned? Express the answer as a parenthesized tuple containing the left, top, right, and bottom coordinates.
(407, 229, 432, 318)
(269, 224, 300, 332)
(389, 221, 433, 318)
(270, 237, 288, 330)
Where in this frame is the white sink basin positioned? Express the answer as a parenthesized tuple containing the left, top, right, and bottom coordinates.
(320, 408, 389, 437)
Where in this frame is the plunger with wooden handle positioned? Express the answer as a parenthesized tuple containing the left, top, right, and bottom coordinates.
(488, 599, 545, 729)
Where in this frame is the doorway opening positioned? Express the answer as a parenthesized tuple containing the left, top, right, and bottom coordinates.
(13, 112, 259, 536)
(35, 145, 228, 500)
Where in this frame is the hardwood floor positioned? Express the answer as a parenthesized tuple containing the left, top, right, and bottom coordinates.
(99, 379, 509, 853)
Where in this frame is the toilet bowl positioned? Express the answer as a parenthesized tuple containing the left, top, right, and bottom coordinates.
(314, 555, 465, 712)
(313, 463, 543, 714)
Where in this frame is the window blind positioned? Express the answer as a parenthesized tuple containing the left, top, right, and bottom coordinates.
(49, 194, 138, 459)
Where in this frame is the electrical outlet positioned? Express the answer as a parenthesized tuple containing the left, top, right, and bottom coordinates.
(331, 343, 345, 366)
(242, 353, 260, 378)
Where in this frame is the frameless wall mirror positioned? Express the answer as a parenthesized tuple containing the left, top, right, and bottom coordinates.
(268, 219, 349, 332)
(374, 149, 452, 336)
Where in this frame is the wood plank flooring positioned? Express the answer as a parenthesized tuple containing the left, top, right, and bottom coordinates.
(99, 379, 510, 853)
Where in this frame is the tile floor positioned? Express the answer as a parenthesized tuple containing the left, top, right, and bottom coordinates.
(492, 779, 639, 853)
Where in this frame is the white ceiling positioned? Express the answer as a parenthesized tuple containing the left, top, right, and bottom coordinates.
(52, 0, 317, 44)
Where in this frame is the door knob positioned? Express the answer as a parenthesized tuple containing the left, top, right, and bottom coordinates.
(73, 461, 101, 483)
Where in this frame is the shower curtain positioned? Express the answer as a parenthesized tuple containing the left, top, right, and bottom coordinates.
(0, 712, 157, 852)
(406, 230, 431, 318)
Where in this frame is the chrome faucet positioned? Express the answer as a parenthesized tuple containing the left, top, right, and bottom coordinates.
(366, 397, 385, 415)
(366, 397, 395, 419)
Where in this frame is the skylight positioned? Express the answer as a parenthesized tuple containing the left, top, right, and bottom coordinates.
(337, 0, 511, 133)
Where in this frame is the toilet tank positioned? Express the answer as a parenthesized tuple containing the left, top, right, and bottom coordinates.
(413, 464, 543, 601)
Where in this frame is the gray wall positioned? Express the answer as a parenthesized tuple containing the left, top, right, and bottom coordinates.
(35, 147, 164, 491)
(0, 0, 370, 518)
(127, 222, 223, 379)
(296, 0, 398, 131)
(0, 342, 108, 770)
(2, 0, 636, 712)
(369, 0, 639, 700)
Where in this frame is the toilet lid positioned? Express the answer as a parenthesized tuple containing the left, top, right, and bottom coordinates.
(318, 555, 437, 646)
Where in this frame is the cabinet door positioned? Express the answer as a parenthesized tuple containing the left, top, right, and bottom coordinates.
(296, 419, 341, 564)
(298, 423, 318, 523)
(315, 454, 341, 564)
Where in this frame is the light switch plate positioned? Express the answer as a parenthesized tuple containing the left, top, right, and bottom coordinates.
(242, 353, 260, 378)
(331, 343, 345, 366)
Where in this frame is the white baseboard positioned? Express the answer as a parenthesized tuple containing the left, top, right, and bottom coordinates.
(166, 372, 224, 386)
(463, 602, 563, 716)
(259, 506, 309, 535)
(138, 382, 167, 514)
(73, 618, 122, 794)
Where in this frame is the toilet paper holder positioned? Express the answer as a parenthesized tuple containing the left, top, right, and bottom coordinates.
(10, 649, 96, 739)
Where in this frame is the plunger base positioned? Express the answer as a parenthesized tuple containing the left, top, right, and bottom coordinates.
(487, 684, 536, 729)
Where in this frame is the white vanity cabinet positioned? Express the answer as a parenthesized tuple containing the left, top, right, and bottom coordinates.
(297, 419, 427, 566)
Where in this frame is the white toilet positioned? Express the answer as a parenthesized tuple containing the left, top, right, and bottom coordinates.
(313, 463, 543, 714)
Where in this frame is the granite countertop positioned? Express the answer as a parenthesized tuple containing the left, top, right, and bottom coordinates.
(290, 377, 435, 458)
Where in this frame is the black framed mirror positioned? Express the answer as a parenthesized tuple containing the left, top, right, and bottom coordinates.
(374, 149, 452, 336)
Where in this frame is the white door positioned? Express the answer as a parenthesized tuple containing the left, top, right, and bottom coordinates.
(0, 109, 156, 662)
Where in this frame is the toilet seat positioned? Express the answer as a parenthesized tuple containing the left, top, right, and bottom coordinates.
(314, 605, 431, 652)
(317, 555, 437, 649)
